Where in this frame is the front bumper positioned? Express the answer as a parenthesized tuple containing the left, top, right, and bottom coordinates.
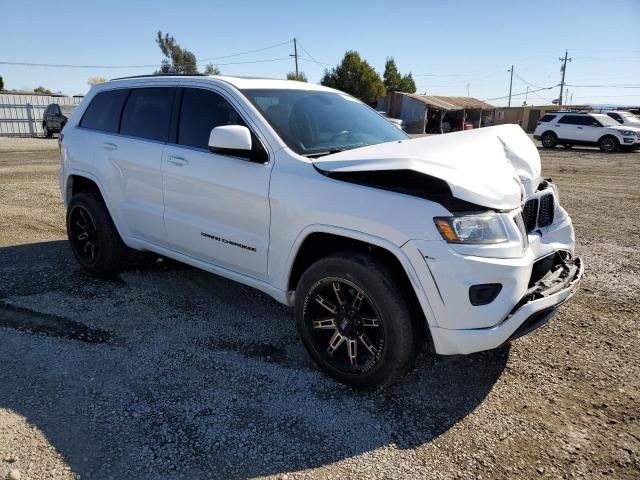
(428, 255, 583, 354)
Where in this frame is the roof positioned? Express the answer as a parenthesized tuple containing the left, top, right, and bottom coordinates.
(403, 93, 494, 111)
(108, 74, 334, 92)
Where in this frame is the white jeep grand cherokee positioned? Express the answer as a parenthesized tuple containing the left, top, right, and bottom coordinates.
(59, 75, 583, 388)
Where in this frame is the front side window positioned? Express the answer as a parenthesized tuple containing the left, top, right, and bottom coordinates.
(177, 88, 246, 149)
(242, 89, 408, 157)
(80, 89, 129, 133)
(120, 88, 174, 142)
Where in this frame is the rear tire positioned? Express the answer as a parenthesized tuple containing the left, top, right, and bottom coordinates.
(541, 132, 557, 148)
(295, 252, 421, 389)
(599, 136, 619, 153)
(66, 192, 127, 274)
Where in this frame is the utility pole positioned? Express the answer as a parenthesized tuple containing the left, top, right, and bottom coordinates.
(290, 38, 299, 77)
(507, 66, 514, 107)
(523, 86, 530, 106)
(558, 50, 572, 106)
(466, 83, 470, 96)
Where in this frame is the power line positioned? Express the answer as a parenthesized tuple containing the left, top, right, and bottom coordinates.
(565, 84, 640, 88)
(0, 40, 294, 69)
(482, 85, 558, 102)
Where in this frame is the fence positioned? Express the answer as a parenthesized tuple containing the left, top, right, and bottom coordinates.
(0, 94, 83, 137)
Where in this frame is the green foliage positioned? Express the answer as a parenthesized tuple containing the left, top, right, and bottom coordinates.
(286, 71, 307, 82)
(34, 86, 53, 95)
(0, 75, 4, 91)
(156, 31, 198, 74)
(321, 51, 386, 104)
(204, 63, 220, 75)
(383, 58, 416, 94)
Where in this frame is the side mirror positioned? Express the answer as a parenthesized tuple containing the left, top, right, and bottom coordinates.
(209, 125, 252, 156)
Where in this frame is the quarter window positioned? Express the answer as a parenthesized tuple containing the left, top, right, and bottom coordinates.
(539, 114, 556, 122)
(79, 89, 129, 133)
(120, 88, 174, 142)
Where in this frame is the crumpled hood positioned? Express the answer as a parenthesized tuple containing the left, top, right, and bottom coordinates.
(313, 124, 541, 210)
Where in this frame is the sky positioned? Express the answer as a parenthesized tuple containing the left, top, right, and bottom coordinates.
(1, 0, 638, 107)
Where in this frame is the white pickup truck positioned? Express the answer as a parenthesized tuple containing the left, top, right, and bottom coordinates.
(59, 75, 583, 388)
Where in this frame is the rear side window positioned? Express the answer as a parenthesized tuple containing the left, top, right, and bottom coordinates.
(558, 115, 582, 125)
(177, 88, 246, 149)
(120, 88, 174, 142)
(539, 114, 556, 122)
(80, 89, 129, 133)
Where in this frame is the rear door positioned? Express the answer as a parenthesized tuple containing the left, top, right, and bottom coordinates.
(161, 86, 272, 280)
(555, 115, 582, 141)
(111, 86, 175, 244)
(79, 86, 173, 245)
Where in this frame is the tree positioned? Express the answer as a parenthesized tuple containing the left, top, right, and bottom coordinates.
(155, 31, 219, 75)
(34, 86, 53, 95)
(0, 75, 4, 91)
(156, 31, 198, 74)
(320, 51, 385, 104)
(204, 63, 220, 75)
(286, 71, 307, 82)
(87, 76, 108, 86)
(383, 58, 416, 94)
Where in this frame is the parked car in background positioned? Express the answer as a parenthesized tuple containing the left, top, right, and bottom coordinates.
(59, 75, 583, 388)
(42, 103, 76, 137)
(605, 110, 640, 127)
(533, 111, 640, 152)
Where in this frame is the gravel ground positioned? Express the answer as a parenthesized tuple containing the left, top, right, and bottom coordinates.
(0, 139, 638, 479)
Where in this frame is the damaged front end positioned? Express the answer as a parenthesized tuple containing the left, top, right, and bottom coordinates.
(507, 252, 583, 341)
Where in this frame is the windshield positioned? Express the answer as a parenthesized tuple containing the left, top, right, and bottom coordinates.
(594, 114, 619, 127)
(622, 112, 640, 123)
(241, 89, 408, 156)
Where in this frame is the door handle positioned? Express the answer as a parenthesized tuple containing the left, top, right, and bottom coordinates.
(168, 156, 189, 166)
(577, 127, 583, 129)
(101, 142, 117, 151)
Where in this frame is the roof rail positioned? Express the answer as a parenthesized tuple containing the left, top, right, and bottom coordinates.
(110, 73, 210, 81)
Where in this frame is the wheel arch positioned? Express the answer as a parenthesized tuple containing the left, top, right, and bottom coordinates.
(285, 229, 434, 344)
(598, 133, 619, 144)
(541, 130, 557, 138)
(64, 171, 126, 240)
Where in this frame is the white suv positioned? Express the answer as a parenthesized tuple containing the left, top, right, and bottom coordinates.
(59, 75, 583, 388)
(534, 111, 640, 152)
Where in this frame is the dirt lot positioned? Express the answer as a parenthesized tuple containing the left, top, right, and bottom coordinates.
(0, 137, 638, 480)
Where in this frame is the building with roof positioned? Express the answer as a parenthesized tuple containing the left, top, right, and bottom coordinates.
(492, 105, 592, 132)
(377, 92, 495, 134)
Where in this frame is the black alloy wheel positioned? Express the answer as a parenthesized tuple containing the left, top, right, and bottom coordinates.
(304, 277, 385, 374)
(68, 204, 99, 265)
(295, 253, 420, 389)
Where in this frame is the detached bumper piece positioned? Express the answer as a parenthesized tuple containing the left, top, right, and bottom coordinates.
(507, 253, 583, 342)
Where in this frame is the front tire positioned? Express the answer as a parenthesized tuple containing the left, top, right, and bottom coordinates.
(599, 136, 619, 153)
(295, 253, 420, 389)
(66, 192, 127, 274)
(541, 132, 557, 148)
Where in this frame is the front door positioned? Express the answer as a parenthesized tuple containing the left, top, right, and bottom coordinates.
(162, 87, 272, 280)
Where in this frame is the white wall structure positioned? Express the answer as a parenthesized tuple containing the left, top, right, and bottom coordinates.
(0, 94, 83, 137)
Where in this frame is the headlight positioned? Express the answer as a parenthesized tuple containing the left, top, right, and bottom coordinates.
(434, 213, 509, 244)
(620, 130, 635, 136)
